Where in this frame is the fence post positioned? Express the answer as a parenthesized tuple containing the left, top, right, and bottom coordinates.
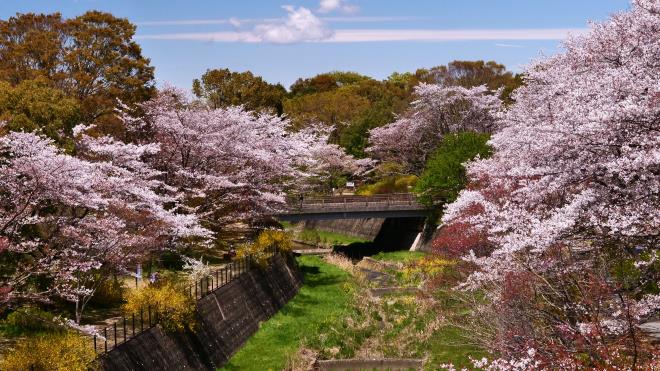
(104, 327, 108, 353)
(148, 305, 152, 326)
(140, 309, 144, 332)
(113, 322, 117, 349)
(93, 334, 97, 353)
(216, 269, 219, 287)
(123, 316, 127, 343)
(229, 263, 233, 280)
(195, 282, 198, 299)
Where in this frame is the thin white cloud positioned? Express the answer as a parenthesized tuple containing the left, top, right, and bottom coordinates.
(136, 19, 234, 26)
(136, 16, 418, 27)
(228, 17, 243, 27)
(318, 0, 359, 14)
(495, 43, 524, 48)
(325, 28, 589, 42)
(137, 28, 588, 43)
(252, 6, 332, 43)
(137, 31, 259, 42)
(322, 16, 423, 22)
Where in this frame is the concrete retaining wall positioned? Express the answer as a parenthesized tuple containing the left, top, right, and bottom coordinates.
(101, 253, 302, 371)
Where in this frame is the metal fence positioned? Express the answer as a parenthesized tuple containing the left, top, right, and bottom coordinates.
(285, 193, 423, 214)
(94, 246, 278, 354)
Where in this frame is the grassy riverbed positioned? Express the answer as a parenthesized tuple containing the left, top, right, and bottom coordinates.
(220, 255, 355, 370)
(222, 251, 486, 370)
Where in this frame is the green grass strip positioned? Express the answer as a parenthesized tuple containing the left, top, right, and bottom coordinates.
(220, 255, 354, 371)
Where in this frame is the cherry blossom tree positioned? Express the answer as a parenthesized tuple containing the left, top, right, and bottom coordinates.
(440, 0, 659, 367)
(0, 128, 205, 322)
(367, 84, 501, 174)
(119, 87, 365, 232)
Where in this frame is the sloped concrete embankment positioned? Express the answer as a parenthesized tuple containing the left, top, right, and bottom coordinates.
(101, 253, 303, 371)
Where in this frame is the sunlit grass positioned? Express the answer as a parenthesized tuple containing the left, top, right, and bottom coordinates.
(371, 250, 427, 263)
(220, 255, 355, 371)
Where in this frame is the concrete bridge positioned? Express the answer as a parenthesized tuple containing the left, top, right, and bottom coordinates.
(275, 193, 433, 253)
(275, 193, 429, 222)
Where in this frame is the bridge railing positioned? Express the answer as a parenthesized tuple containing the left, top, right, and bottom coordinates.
(285, 193, 421, 212)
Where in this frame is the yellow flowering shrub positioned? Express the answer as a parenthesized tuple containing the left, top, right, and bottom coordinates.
(236, 229, 292, 266)
(0, 332, 97, 371)
(400, 257, 456, 284)
(122, 280, 196, 332)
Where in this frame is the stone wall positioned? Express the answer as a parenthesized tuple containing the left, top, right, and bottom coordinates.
(301, 218, 384, 240)
(101, 253, 302, 371)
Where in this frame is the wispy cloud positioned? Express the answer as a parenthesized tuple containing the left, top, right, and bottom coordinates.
(495, 43, 525, 48)
(137, 28, 588, 43)
(326, 28, 588, 42)
(136, 6, 333, 44)
(136, 16, 419, 27)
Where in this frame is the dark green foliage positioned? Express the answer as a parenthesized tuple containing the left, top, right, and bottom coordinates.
(0, 79, 80, 151)
(415, 132, 492, 206)
(88, 277, 125, 307)
(0, 307, 59, 336)
(192, 68, 287, 114)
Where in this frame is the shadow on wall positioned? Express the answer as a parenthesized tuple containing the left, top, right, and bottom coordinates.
(100, 254, 303, 371)
(333, 217, 426, 260)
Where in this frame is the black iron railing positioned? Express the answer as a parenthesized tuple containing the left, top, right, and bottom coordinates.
(93, 246, 278, 355)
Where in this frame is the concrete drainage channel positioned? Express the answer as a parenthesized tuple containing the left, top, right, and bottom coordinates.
(314, 358, 424, 370)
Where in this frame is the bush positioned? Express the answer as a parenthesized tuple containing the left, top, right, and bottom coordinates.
(0, 331, 97, 371)
(122, 280, 195, 332)
(89, 277, 125, 307)
(236, 229, 292, 266)
(0, 306, 58, 336)
(415, 132, 491, 206)
(356, 174, 417, 196)
(399, 257, 456, 285)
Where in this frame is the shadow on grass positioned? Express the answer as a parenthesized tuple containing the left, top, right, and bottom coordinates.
(299, 264, 320, 275)
(277, 292, 320, 317)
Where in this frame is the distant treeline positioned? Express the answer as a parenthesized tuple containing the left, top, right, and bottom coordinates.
(0, 11, 522, 159)
(192, 62, 522, 157)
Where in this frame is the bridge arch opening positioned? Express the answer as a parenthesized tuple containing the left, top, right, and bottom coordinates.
(274, 194, 434, 260)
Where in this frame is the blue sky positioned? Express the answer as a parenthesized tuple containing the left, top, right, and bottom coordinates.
(1, 0, 632, 90)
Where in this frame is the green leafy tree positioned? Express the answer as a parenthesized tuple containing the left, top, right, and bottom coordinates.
(283, 88, 370, 141)
(0, 11, 156, 136)
(289, 71, 372, 96)
(414, 132, 492, 206)
(192, 68, 286, 114)
(0, 79, 80, 151)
